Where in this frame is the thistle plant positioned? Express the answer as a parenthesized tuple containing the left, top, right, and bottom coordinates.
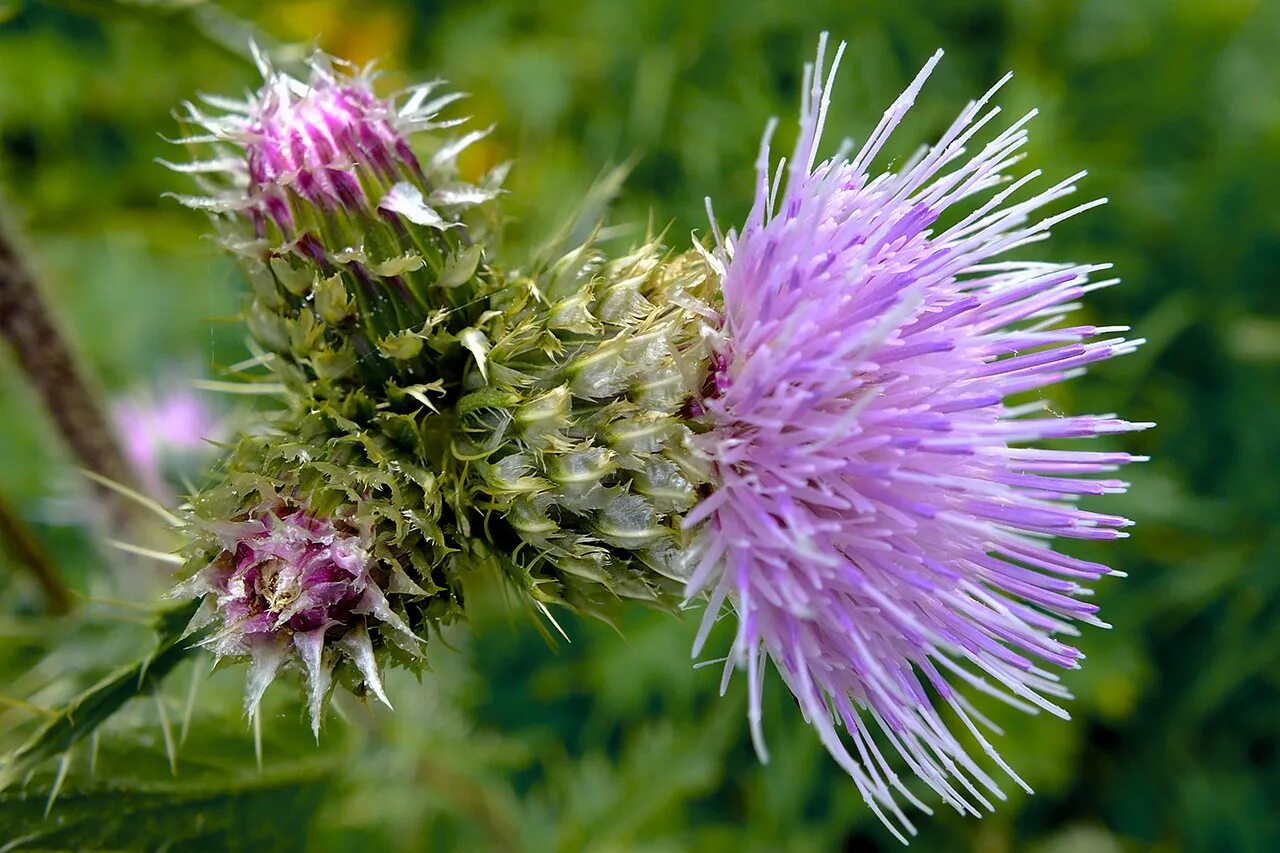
(686, 37, 1149, 840)
(147, 34, 1148, 839)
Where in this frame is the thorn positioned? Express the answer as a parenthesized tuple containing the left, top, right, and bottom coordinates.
(44, 751, 71, 818)
(107, 539, 183, 565)
(190, 379, 287, 396)
(253, 712, 263, 773)
(154, 692, 178, 776)
(79, 469, 183, 528)
(180, 655, 210, 747)
(535, 600, 571, 643)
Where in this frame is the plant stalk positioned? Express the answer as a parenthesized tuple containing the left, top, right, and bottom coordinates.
(0, 215, 143, 527)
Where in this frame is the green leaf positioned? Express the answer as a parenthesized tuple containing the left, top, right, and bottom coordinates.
(0, 599, 201, 791)
(0, 741, 333, 852)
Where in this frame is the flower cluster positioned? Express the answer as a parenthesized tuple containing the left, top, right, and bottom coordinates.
(168, 36, 1147, 838)
(171, 50, 714, 731)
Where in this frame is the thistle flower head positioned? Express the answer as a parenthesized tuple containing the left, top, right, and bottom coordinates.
(243, 67, 420, 217)
(174, 47, 488, 239)
(172, 47, 505, 395)
(689, 36, 1150, 840)
(179, 499, 423, 735)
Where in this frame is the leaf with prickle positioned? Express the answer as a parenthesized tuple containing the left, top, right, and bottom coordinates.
(0, 599, 202, 791)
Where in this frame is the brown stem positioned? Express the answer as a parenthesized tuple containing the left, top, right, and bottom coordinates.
(0, 491, 72, 614)
(0, 214, 142, 525)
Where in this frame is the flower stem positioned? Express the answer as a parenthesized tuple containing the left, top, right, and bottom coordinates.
(0, 214, 143, 525)
(0, 490, 71, 614)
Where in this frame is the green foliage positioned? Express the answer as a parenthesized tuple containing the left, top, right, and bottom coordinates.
(0, 599, 198, 791)
(1, 0, 1278, 850)
(0, 741, 333, 852)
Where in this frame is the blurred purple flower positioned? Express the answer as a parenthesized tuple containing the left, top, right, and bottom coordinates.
(688, 36, 1151, 840)
(114, 386, 220, 499)
(177, 505, 423, 735)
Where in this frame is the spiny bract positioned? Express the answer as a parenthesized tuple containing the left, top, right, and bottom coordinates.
(455, 241, 719, 615)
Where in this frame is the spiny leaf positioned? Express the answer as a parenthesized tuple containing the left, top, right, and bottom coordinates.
(0, 756, 334, 853)
(0, 599, 201, 791)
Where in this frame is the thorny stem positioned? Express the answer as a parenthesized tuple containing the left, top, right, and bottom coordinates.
(0, 491, 72, 614)
(0, 214, 143, 526)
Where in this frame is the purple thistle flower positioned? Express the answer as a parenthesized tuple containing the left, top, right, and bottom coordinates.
(177, 504, 424, 735)
(113, 384, 221, 500)
(171, 47, 504, 388)
(687, 36, 1151, 840)
(171, 46, 492, 239)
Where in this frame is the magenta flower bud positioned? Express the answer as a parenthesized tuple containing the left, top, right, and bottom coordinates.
(240, 67, 427, 233)
(177, 503, 423, 735)
(171, 47, 503, 390)
(689, 36, 1151, 840)
(172, 47, 487, 241)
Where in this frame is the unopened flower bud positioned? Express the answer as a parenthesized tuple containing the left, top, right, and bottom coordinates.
(175, 424, 434, 734)
(172, 48, 505, 392)
(453, 239, 720, 605)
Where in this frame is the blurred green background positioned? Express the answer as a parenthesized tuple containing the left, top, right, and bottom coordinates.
(1, 0, 1278, 850)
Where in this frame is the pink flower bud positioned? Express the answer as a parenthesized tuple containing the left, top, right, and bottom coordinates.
(177, 503, 423, 735)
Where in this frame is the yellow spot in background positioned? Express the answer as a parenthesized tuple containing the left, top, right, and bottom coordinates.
(1173, 0, 1257, 28)
(458, 139, 505, 184)
(267, 0, 408, 69)
(1094, 672, 1139, 720)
